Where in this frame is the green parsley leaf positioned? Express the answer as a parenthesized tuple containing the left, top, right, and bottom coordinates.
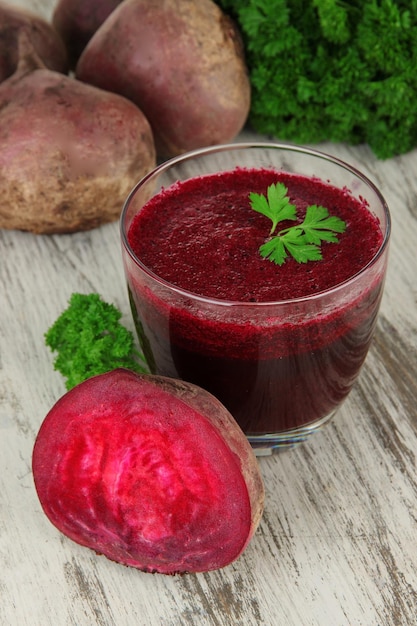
(249, 182, 297, 234)
(260, 228, 322, 266)
(250, 184, 347, 265)
(259, 236, 288, 265)
(301, 204, 346, 244)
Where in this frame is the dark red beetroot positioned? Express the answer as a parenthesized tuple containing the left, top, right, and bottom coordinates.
(52, 0, 123, 68)
(0, 35, 156, 234)
(75, 0, 251, 159)
(0, 2, 68, 82)
(32, 369, 264, 574)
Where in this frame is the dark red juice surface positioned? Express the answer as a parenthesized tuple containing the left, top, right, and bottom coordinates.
(126, 168, 385, 435)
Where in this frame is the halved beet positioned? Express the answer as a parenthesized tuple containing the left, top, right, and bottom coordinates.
(32, 369, 264, 574)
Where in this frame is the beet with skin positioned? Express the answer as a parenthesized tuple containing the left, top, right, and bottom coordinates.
(52, 0, 123, 68)
(76, 0, 251, 159)
(0, 1, 68, 83)
(32, 369, 264, 574)
(0, 36, 156, 234)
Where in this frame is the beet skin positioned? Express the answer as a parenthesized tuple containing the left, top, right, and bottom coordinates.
(32, 369, 264, 574)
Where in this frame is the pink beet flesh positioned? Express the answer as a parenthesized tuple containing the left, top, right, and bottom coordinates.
(32, 369, 264, 574)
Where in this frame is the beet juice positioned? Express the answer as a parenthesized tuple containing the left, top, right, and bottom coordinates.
(121, 144, 390, 452)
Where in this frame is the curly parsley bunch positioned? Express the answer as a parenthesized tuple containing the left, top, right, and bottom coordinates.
(219, 0, 417, 158)
(45, 293, 148, 390)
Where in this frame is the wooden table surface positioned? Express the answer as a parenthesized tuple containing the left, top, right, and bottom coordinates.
(2, 2, 417, 625)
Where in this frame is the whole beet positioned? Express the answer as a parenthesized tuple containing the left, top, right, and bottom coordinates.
(76, 0, 251, 159)
(32, 369, 265, 574)
(52, 0, 123, 68)
(0, 1, 68, 82)
(0, 37, 156, 234)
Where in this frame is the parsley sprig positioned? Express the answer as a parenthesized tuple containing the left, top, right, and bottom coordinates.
(249, 183, 346, 266)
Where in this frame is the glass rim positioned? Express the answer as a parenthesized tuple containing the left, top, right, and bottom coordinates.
(120, 141, 391, 308)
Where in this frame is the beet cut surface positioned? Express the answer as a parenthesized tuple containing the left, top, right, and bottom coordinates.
(32, 369, 264, 574)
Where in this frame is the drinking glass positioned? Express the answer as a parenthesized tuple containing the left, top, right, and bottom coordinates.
(120, 143, 390, 454)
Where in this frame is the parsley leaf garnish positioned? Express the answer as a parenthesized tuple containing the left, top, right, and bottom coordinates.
(250, 183, 346, 266)
(249, 182, 297, 234)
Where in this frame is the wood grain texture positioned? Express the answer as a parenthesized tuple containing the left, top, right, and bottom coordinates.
(1, 2, 416, 625)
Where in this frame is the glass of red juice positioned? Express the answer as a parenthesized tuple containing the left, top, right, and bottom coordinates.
(120, 143, 390, 454)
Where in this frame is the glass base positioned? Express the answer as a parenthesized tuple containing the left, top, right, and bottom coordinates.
(248, 411, 336, 456)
